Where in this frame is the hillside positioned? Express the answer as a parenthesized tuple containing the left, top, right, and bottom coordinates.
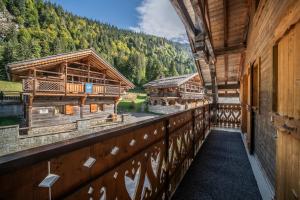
(0, 0, 196, 87)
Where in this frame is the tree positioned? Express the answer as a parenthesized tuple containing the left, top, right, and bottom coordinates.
(0, 0, 196, 86)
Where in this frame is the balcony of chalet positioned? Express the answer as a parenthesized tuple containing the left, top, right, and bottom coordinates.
(22, 66, 125, 97)
(0, 0, 300, 200)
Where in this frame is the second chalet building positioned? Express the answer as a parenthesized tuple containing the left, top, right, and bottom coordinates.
(6, 49, 134, 135)
(144, 73, 208, 114)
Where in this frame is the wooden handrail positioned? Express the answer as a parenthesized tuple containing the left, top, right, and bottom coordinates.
(0, 104, 213, 200)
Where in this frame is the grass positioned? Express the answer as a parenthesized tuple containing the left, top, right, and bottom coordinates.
(118, 93, 148, 113)
(0, 80, 22, 92)
(0, 116, 20, 126)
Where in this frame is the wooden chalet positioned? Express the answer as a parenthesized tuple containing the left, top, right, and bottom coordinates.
(0, 1, 299, 200)
(144, 73, 208, 114)
(6, 49, 134, 130)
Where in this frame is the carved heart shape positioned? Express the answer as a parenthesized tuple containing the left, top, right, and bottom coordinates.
(140, 172, 152, 199)
(168, 142, 173, 163)
(151, 151, 160, 177)
(177, 136, 182, 152)
(160, 158, 166, 183)
(125, 163, 141, 200)
(184, 133, 188, 144)
(172, 150, 178, 166)
(99, 187, 106, 200)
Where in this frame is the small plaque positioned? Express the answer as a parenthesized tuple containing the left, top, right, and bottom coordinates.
(85, 83, 93, 94)
(39, 109, 49, 114)
(39, 174, 59, 188)
(83, 157, 96, 168)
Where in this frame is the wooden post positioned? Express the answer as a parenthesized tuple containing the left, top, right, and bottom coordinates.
(88, 63, 90, 83)
(33, 69, 36, 96)
(65, 61, 68, 95)
(80, 96, 86, 119)
(27, 95, 33, 129)
(191, 109, 196, 157)
(164, 118, 170, 200)
(119, 82, 121, 96)
(203, 105, 206, 140)
(103, 70, 106, 96)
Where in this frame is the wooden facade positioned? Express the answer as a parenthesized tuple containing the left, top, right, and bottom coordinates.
(171, 0, 300, 199)
(144, 74, 209, 114)
(7, 49, 134, 131)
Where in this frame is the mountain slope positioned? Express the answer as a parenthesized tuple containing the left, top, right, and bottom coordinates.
(0, 0, 195, 87)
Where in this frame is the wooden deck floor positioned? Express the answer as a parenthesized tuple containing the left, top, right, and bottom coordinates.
(172, 130, 262, 200)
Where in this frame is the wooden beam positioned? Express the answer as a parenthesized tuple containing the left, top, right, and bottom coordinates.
(223, 0, 228, 48)
(224, 54, 228, 83)
(171, 0, 197, 37)
(207, 83, 240, 90)
(215, 44, 246, 56)
(218, 93, 239, 97)
(238, 52, 245, 78)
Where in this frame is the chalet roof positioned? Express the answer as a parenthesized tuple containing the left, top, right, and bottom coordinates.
(7, 49, 134, 88)
(171, 0, 249, 98)
(144, 73, 199, 88)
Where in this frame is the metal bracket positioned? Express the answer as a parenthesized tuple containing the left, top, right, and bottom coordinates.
(271, 113, 300, 140)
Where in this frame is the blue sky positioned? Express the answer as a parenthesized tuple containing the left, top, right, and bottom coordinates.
(48, 0, 188, 43)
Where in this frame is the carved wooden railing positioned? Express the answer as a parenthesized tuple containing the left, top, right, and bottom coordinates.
(66, 83, 84, 94)
(0, 105, 211, 200)
(35, 79, 65, 93)
(106, 85, 121, 95)
(214, 103, 241, 128)
(22, 78, 124, 96)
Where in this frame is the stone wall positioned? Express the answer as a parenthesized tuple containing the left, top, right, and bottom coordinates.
(148, 104, 185, 114)
(0, 125, 19, 154)
(0, 114, 123, 156)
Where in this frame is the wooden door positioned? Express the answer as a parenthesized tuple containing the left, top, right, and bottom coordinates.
(241, 74, 248, 133)
(247, 65, 254, 154)
(275, 22, 300, 200)
(246, 58, 260, 154)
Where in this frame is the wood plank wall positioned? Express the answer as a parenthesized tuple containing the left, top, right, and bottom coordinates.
(243, 0, 299, 189)
(275, 21, 300, 200)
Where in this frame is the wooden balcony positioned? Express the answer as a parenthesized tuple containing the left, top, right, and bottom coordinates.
(0, 103, 242, 199)
(22, 78, 124, 97)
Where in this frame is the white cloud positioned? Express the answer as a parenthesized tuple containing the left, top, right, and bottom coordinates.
(130, 0, 188, 43)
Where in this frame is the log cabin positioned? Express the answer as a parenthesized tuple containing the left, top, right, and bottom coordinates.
(0, 1, 299, 199)
(144, 73, 209, 114)
(6, 49, 134, 134)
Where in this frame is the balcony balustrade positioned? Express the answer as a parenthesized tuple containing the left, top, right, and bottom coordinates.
(22, 78, 123, 96)
(0, 103, 240, 199)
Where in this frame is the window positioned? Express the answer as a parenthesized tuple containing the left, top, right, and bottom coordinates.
(65, 105, 74, 115)
(98, 104, 104, 111)
(90, 104, 98, 113)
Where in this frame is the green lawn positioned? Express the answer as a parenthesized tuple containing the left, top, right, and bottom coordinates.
(118, 93, 148, 113)
(0, 81, 22, 92)
(0, 116, 20, 126)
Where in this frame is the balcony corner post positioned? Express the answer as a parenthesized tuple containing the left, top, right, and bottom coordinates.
(208, 104, 211, 130)
(192, 109, 196, 158)
(164, 118, 170, 199)
(80, 96, 86, 119)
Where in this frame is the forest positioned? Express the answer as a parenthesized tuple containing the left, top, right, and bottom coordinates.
(0, 0, 196, 87)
